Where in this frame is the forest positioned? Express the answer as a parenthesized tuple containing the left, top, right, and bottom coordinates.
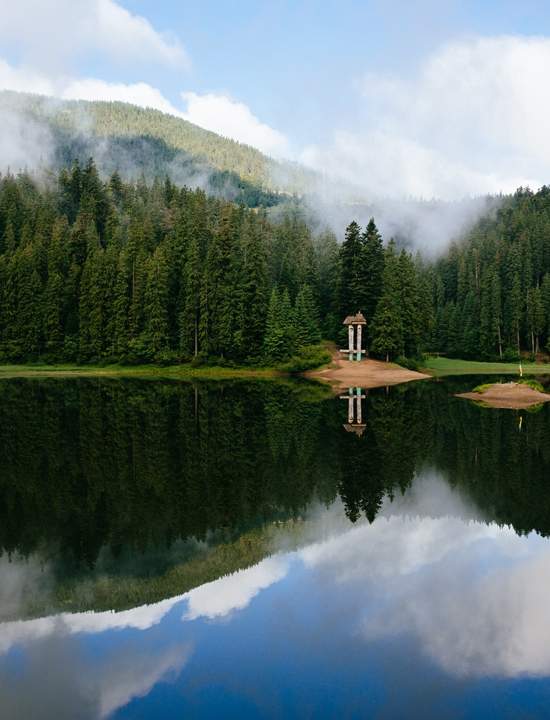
(1, 159, 550, 366)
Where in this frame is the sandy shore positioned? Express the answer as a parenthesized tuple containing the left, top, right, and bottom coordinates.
(307, 354, 430, 391)
(456, 382, 550, 409)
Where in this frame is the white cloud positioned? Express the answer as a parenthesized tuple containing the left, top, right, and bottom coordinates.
(180, 91, 291, 158)
(62, 78, 182, 116)
(302, 35, 550, 199)
(0, 0, 188, 70)
(0, 58, 54, 95)
(95, 0, 187, 68)
(183, 555, 289, 621)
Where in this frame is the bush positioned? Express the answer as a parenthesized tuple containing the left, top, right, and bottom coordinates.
(278, 344, 331, 374)
(189, 353, 208, 367)
(503, 348, 520, 362)
(395, 355, 420, 371)
(154, 350, 181, 366)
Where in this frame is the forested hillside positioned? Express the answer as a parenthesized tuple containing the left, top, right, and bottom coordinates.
(2, 154, 550, 366)
(431, 187, 550, 359)
(0, 161, 338, 365)
(1, 90, 313, 197)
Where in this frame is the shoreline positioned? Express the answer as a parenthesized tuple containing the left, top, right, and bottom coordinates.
(456, 382, 550, 409)
(307, 354, 430, 391)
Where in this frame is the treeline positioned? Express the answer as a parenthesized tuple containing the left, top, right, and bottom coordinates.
(430, 187, 550, 359)
(5, 157, 550, 365)
(0, 160, 338, 365)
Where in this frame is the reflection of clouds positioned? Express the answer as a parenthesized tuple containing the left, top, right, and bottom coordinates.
(297, 472, 550, 678)
(3, 468, 550, 702)
(183, 556, 290, 621)
(0, 593, 186, 655)
(96, 641, 191, 719)
(0, 631, 190, 720)
(360, 540, 550, 678)
(0, 555, 290, 718)
(0, 554, 51, 621)
(0, 554, 290, 661)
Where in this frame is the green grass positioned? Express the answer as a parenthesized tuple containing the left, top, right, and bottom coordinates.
(472, 383, 494, 393)
(422, 356, 550, 377)
(519, 378, 547, 393)
(0, 362, 284, 380)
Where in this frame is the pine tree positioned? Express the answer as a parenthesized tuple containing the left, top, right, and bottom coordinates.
(370, 241, 404, 361)
(359, 218, 385, 326)
(144, 245, 170, 358)
(240, 215, 269, 359)
(294, 284, 321, 347)
(339, 220, 362, 316)
(180, 234, 202, 357)
(263, 288, 287, 361)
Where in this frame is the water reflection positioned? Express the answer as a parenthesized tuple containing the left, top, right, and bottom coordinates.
(2, 377, 550, 717)
(339, 386, 366, 435)
(3, 472, 550, 718)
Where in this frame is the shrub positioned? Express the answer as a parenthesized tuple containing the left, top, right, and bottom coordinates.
(278, 344, 331, 374)
(395, 355, 420, 371)
(503, 348, 520, 362)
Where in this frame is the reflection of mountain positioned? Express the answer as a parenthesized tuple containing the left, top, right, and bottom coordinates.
(2, 376, 550, 618)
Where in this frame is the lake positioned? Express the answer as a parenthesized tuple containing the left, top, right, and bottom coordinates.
(1, 376, 550, 719)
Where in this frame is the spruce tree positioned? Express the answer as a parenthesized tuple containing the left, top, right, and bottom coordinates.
(370, 241, 404, 361)
(294, 284, 321, 347)
(360, 218, 385, 326)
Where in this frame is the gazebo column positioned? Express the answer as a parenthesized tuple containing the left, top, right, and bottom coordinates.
(348, 324, 355, 362)
(356, 323, 362, 361)
(356, 387, 362, 424)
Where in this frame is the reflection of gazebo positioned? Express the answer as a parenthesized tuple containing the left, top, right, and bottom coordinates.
(340, 387, 366, 436)
(340, 312, 367, 361)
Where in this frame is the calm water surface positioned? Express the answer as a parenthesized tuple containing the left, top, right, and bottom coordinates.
(1, 376, 550, 719)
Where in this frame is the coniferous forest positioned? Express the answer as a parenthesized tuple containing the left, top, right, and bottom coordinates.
(2, 160, 550, 366)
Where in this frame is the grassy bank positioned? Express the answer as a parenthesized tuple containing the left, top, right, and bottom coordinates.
(0, 362, 284, 380)
(0, 345, 333, 382)
(423, 356, 550, 377)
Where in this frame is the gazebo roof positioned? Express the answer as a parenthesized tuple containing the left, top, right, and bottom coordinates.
(343, 312, 367, 325)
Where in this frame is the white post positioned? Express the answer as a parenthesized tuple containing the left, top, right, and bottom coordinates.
(348, 391, 354, 424)
(356, 388, 362, 424)
(356, 324, 362, 361)
(348, 325, 354, 361)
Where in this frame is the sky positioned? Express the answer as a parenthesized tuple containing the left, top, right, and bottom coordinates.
(2, 0, 550, 199)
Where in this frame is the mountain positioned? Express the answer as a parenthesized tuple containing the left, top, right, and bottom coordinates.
(0, 90, 316, 206)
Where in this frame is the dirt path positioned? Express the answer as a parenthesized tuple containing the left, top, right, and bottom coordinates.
(456, 382, 550, 409)
(307, 353, 430, 391)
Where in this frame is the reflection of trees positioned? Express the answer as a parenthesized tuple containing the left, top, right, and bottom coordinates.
(337, 387, 428, 523)
(0, 379, 341, 570)
(424, 382, 550, 536)
(2, 376, 550, 582)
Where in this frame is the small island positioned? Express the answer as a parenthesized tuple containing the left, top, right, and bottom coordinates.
(456, 381, 550, 409)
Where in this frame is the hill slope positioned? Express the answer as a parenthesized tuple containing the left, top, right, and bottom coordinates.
(0, 90, 313, 201)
